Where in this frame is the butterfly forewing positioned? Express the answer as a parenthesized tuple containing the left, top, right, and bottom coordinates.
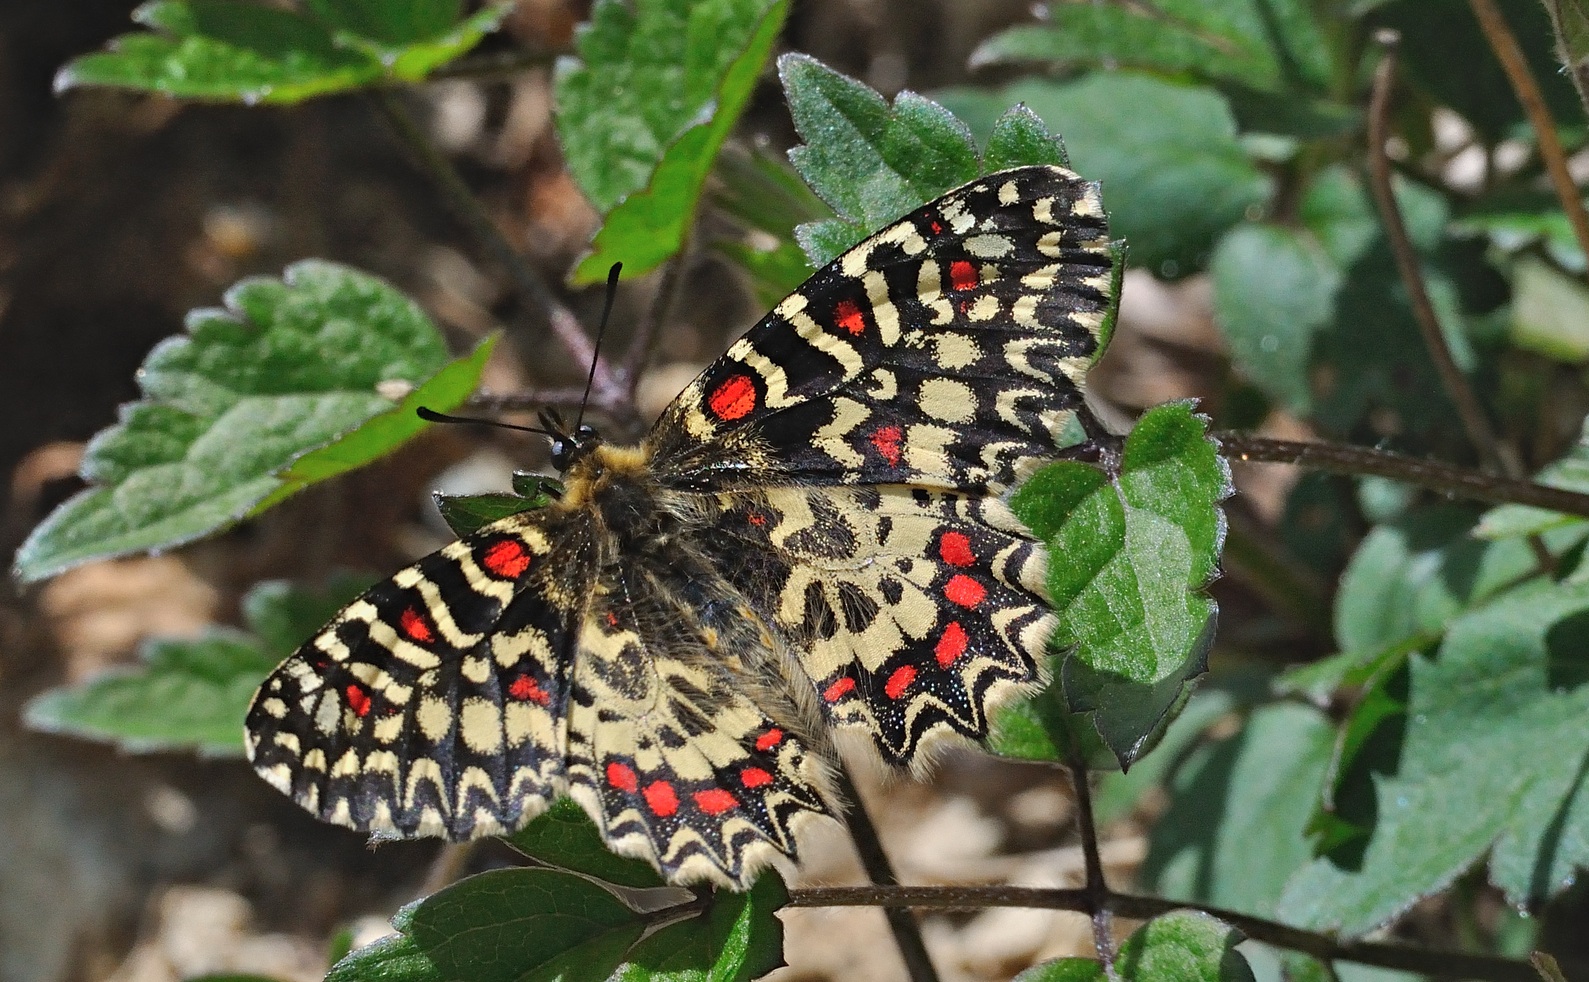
(649, 165, 1112, 494)
(245, 164, 1115, 888)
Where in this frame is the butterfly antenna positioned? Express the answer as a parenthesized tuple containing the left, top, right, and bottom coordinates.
(575, 262, 623, 431)
(416, 405, 557, 438)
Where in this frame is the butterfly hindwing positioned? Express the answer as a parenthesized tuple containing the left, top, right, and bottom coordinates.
(246, 509, 589, 839)
(649, 165, 1112, 494)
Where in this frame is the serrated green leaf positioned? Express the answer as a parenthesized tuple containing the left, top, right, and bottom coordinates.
(16, 261, 487, 582)
(506, 798, 666, 889)
(982, 104, 1069, 172)
(563, 0, 788, 282)
(56, 0, 505, 104)
(327, 866, 783, 982)
(556, 0, 783, 206)
(936, 76, 1269, 276)
(1280, 579, 1589, 933)
(1142, 703, 1335, 917)
(22, 576, 368, 755)
(1009, 404, 1229, 766)
(1017, 911, 1254, 981)
(781, 54, 979, 265)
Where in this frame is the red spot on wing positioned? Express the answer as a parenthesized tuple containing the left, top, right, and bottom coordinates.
(708, 374, 758, 421)
(607, 761, 638, 793)
(950, 259, 979, 291)
(399, 607, 435, 644)
(741, 767, 773, 788)
(869, 425, 903, 466)
(605, 611, 619, 627)
(885, 665, 917, 699)
(643, 780, 679, 816)
(481, 539, 531, 578)
(748, 512, 767, 527)
(945, 574, 987, 609)
(834, 299, 866, 335)
(929, 218, 944, 235)
(508, 674, 551, 706)
(344, 684, 371, 717)
(694, 789, 737, 815)
(822, 677, 856, 703)
(939, 531, 975, 567)
(755, 728, 783, 751)
(935, 622, 969, 668)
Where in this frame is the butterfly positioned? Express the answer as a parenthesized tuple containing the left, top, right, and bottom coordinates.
(245, 164, 1115, 888)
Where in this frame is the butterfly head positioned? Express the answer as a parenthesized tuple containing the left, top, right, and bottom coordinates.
(536, 407, 601, 472)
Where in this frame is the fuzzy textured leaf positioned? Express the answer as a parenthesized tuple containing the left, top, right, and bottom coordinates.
(15, 261, 488, 582)
(1009, 403, 1229, 766)
(57, 0, 507, 104)
(1280, 579, 1589, 933)
(1016, 911, 1254, 981)
(559, 0, 788, 282)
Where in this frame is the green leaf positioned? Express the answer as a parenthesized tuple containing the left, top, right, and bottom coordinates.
(982, 103, 1070, 172)
(433, 483, 555, 538)
(780, 54, 980, 265)
(560, 0, 789, 282)
(1017, 911, 1255, 981)
(1141, 703, 1336, 916)
(56, 0, 506, 104)
(1211, 165, 1467, 425)
(1508, 256, 1589, 362)
(1280, 579, 1589, 933)
(937, 76, 1270, 275)
(23, 576, 368, 755)
(327, 867, 785, 982)
(1332, 506, 1541, 656)
(1209, 223, 1340, 412)
(15, 261, 488, 582)
(1454, 206, 1586, 275)
(505, 798, 666, 889)
(1010, 403, 1230, 766)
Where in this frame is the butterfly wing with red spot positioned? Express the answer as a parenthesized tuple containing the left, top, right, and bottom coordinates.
(559, 556, 834, 886)
(697, 484, 1055, 765)
(245, 508, 594, 840)
(648, 164, 1113, 495)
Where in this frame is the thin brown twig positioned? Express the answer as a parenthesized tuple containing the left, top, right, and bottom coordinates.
(832, 762, 942, 982)
(370, 91, 623, 405)
(1214, 433, 1589, 517)
(1469, 0, 1589, 280)
(784, 886, 1560, 982)
(1366, 33, 1519, 479)
(1064, 737, 1116, 973)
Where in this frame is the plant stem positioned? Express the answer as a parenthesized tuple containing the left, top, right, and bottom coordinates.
(1366, 33, 1518, 479)
(1469, 0, 1589, 280)
(1064, 738, 1116, 974)
(370, 90, 623, 406)
(622, 236, 693, 401)
(833, 761, 942, 982)
(428, 47, 560, 81)
(784, 885, 1559, 981)
(1214, 433, 1589, 517)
